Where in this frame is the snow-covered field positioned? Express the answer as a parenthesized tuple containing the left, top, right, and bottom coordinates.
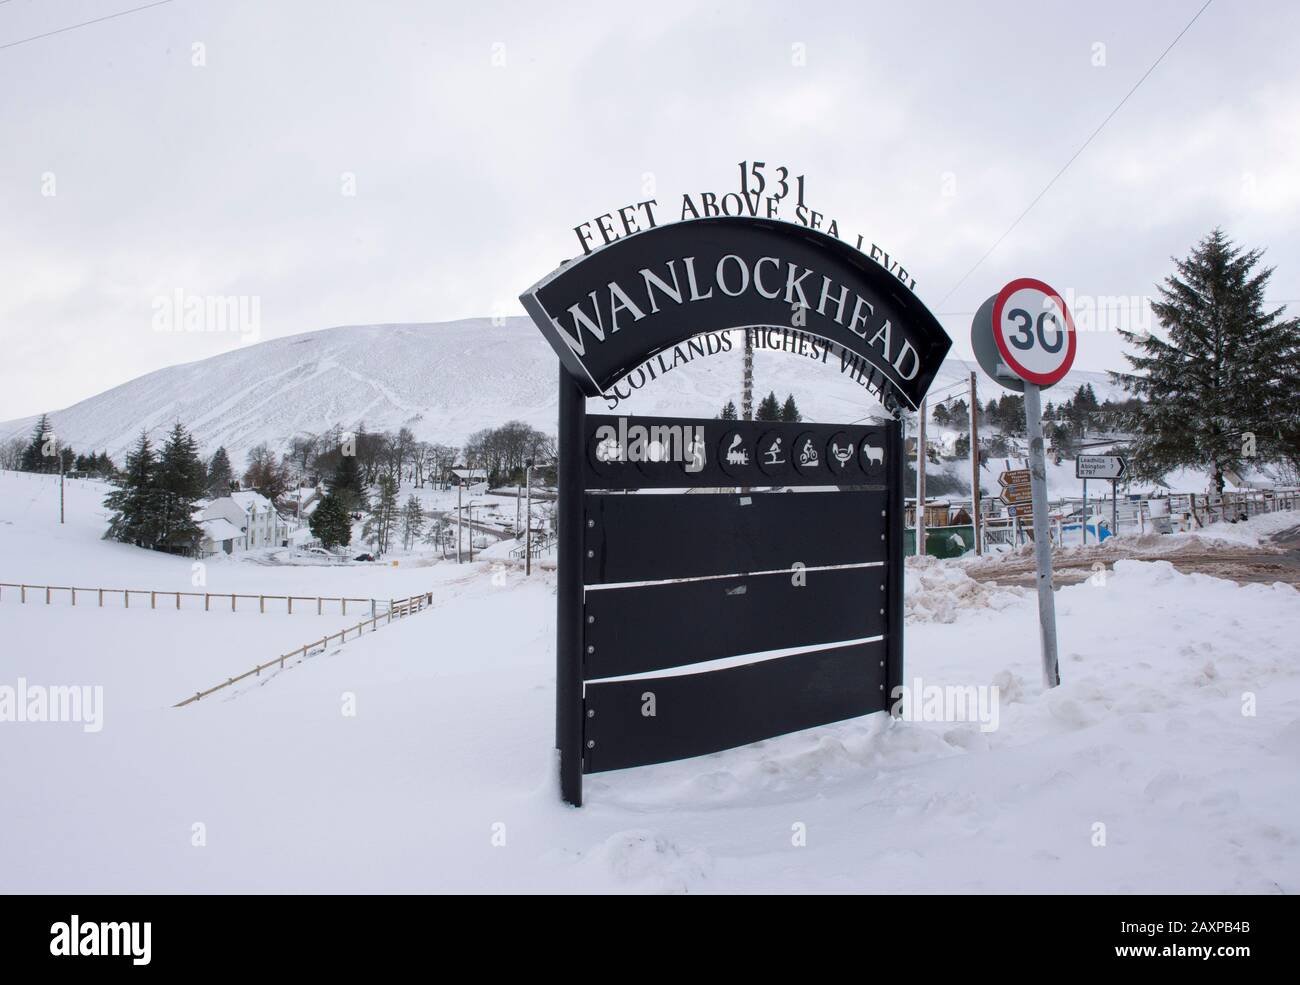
(2, 471, 1298, 893)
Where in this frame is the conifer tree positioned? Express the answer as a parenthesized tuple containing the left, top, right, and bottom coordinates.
(206, 446, 234, 496)
(19, 414, 57, 473)
(718, 400, 738, 420)
(104, 431, 160, 548)
(755, 390, 782, 421)
(1112, 229, 1300, 489)
(328, 452, 367, 515)
(309, 493, 352, 549)
(155, 422, 206, 554)
(362, 475, 399, 556)
(400, 494, 425, 550)
(780, 393, 802, 423)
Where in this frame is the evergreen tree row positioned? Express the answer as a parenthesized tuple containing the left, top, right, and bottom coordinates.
(104, 423, 207, 554)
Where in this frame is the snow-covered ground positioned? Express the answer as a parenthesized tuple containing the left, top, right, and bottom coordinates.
(2, 472, 1297, 892)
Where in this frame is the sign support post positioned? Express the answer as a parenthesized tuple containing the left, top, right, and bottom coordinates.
(887, 416, 905, 709)
(915, 399, 927, 556)
(1112, 478, 1118, 535)
(973, 276, 1076, 691)
(556, 369, 584, 806)
(1022, 382, 1061, 689)
(1082, 477, 1088, 545)
(969, 371, 981, 554)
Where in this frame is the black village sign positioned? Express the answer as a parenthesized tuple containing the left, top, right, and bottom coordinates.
(520, 216, 951, 805)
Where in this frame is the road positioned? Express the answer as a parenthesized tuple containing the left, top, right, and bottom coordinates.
(965, 523, 1300, 589)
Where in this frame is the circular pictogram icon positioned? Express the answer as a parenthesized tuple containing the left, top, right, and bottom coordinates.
(792, 432, 823, 475)
(718, 428, 752, 478)
(825, 431, 858, 477)
(587, 425, 625, 478)
(756, 431, 791, 477)
(860, 434, 886, 471)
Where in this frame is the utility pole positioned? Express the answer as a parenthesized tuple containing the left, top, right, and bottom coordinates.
(968, 372, 980, 554)
(456, 480, 463, 563)
(741, 329, 753, 421)
(59, 443, 65, 525)
(915, 399, 927, 556)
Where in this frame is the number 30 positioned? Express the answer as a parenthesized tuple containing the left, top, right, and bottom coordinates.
(1007, 308, 1064, 353)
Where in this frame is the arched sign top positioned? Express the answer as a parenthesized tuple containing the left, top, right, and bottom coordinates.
(519, 216, 952, 415)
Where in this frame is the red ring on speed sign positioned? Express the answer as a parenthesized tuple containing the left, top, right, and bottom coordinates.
(991, 277, 1077, 387)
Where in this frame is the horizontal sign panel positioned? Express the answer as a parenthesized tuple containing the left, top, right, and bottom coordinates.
(1076, 454, 1126, 479)
(584, 565, 886, 679)
(519, 216, 951, 414)
(584, 489, 888, 584)
(999, 486, 1032, 505)
(583, 640, 887, 773)
(584, 414, 892, 490)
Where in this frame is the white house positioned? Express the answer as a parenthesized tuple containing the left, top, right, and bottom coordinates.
(197, 490, 301, 555)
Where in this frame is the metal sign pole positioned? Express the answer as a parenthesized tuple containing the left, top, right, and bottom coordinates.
(1082, 477, 1088, 545)
(556, 368, 585, 806)
(1022, 382, 1060, 688)
(1112, 478, 1118, 536)
(968, 372, 981, 554)
(915, 400, 927, 556)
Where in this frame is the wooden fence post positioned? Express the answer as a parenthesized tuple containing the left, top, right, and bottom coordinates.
(317, 597, 322, 615)
(288, 597, 293, 615)
(46, 586, 51, 605)
(151, 591, 156, 609)
(231, 594, 236, 612)
(125, 591, 129, 609)
(98, 588, 103, 607)
(259, 595, 265, 614)
(204, 593, 210, 611)
(71, 588, 76, 606)
(176, 592, 181, 610)
(20, 585, 25, 603)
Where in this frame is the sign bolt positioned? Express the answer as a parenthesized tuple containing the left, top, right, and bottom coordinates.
(586, 739, 595, 749)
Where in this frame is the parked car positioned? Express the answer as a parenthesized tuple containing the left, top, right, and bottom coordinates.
(354, 553, 375, 562)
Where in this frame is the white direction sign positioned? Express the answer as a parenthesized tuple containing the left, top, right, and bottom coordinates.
(991, 277, 1077, 387)
(1076, 454, 1127, 480)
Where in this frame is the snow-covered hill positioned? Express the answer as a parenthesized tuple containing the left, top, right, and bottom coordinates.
(0, 318, 1126, 466)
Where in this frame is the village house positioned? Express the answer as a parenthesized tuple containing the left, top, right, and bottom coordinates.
(197, 490, 303, 556)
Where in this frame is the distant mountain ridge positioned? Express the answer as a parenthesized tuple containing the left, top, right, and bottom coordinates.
(0, 318, 1126, 466)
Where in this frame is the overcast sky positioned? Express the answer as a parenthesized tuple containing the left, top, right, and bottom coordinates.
(2, 0, 1298, 420)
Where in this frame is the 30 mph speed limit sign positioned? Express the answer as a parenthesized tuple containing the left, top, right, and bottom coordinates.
(991, 277, 1077, 387)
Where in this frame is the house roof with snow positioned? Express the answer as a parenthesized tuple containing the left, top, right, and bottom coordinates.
(200, 517, 243, 542)
(230, 490, 274, 512)
(452, 468, 487, 481)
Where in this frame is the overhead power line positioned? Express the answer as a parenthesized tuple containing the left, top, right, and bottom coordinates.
(937, 0, 1215, 307)
(0, 0, 174, 53)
